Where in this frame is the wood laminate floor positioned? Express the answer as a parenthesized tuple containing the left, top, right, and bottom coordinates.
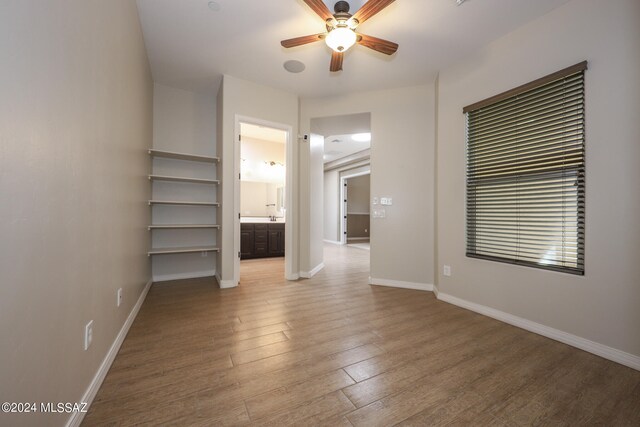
(84, 244, 640, 426)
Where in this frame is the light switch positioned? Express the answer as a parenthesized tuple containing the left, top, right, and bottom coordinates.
(381, 197, 393, 206)
(372, 197, 379, 205)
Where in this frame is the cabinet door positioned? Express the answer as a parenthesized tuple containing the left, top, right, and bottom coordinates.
(278, 230, 285, 254)
(240, 229, 254, 259)
(269, 230, 280, 254)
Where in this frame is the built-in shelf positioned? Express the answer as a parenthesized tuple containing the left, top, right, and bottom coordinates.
(149, 175, 219, 185)
(148, 224, 220, 230)
(148, 200, 220, 207)
(149, 149, 219, 163)
(148, 246, 220, 256)
(147, 147, 220, 266)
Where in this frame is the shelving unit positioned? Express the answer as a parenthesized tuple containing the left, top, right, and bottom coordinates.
(148, 246, 219, 256)
(149, 175, 219, 185)
(149, 149, 219, 163)
(148, 149, 220, 259)
(148, 224, 220, 230)
(148, 200, 220, 207)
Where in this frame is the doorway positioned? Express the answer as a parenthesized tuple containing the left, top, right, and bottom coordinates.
(234, 116, 293, 285)
(311, 112, 372, 276)
(341, 171, 371, 248)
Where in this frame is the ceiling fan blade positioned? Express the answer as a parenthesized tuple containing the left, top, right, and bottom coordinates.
(356, 33, 398, 55)
(330, 51, 344, 72)
(352, 0, 396, 25)
(303, 0, 334, 22)
(281, 33, 326, 48)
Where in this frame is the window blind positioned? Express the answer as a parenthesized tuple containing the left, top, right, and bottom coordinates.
(465, 62, 586, 275)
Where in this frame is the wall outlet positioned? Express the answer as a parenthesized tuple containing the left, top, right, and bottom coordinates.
(117, 288, 123, 307)
(372, 197, 379, 205)
(84, 320, 93, 350)
(201, 251, 208, 258)
(443, 265, 452, 277)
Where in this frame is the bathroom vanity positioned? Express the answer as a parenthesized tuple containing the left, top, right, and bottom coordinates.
(240, 219, 285, 259)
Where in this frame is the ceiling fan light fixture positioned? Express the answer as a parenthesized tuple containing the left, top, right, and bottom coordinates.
(325, 26, 357, 52)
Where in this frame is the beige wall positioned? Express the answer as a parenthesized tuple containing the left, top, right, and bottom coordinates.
(347, 215, 370, 239)
(240, 137, 285, 165)
(218, 75, 299, 286)
(151, 83, 218, 281)
(436, 0, 640, 358)
(153, 83, 217, 156)
(301, 85, 436, 286)
(346, 174, 370, 214)
(240, 136, 286, 186)
(0, 1, 153, 425)
(346, 174, 370, 239)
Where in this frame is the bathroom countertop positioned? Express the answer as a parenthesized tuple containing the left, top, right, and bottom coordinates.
(240, 217, 285, 224)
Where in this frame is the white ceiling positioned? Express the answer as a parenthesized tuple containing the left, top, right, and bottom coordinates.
(136, 0, 570, 97)
(324, 133, 371, 163)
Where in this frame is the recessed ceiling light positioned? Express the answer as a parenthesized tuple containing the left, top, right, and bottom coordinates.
(456, 0, 468, 5)
(283, 60, 306, 73)
(352, 133, 371, 142)
(207, 1, 221, 11)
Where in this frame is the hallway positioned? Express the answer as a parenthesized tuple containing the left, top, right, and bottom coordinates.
(84, 244, 640, 426)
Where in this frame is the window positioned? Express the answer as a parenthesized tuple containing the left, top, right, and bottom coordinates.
(464, 61, 587, 275)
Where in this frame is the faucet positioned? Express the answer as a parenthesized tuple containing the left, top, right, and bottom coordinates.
(265, 204, 276, 221)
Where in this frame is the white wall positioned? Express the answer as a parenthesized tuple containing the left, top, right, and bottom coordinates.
(0, 1, 153, 425)
(306, 134, 325, 273)
(301, 85, 436, 287)
(323, 170, 340, 242)
(436, 0, 640, 360)
(151, 84, 218, 281)
(218, 75, 299, 286)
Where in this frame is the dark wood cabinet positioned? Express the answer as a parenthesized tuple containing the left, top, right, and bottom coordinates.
(240, 227, 254, 258)
(268, 223, 285, 256)
(240, 222, 285, 259)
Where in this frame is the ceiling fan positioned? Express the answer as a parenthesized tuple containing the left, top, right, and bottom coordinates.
(281, 0, 399, 72)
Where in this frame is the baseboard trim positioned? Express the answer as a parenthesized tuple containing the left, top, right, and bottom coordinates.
(67, 279, 152, 427)
(347, 237, 370, 242)
(433, 283, 440, 298)
(323, 239, 343, 245)
(369, 277, 434, 292)
(215, 272, 236, 289)
(152, 270, 216, 282)
(437, 291, 640, 372)
(300, 262, 325, 278)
